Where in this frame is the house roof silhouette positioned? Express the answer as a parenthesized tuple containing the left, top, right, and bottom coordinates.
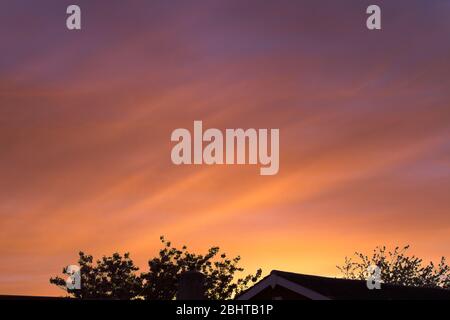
(236, 270, 450, 300)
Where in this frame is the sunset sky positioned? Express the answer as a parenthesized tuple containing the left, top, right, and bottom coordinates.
(1, 0, 450, 296)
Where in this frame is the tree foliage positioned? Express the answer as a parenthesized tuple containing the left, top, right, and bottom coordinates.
(337, 245, 450, 288)
(50, 252, 142, 299)
(50, 236, 261, 300)
(142, 236, 262, 300)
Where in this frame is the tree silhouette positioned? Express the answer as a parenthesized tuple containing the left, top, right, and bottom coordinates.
(50, 236, 261, 300)
(337, 245, 450, 288)
(142, 236, 262, 300)
(50, 252, 142, 299)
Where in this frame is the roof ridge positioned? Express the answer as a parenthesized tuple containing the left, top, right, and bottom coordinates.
(270, 269, 450, 292)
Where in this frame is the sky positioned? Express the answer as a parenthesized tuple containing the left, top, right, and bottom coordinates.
(0, 0, 450, 296)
